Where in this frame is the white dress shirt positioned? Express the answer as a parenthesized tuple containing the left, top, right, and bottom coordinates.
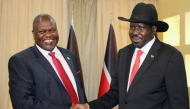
(127, 36, 156, 91)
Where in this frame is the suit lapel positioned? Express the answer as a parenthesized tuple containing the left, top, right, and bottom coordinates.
(33, 45, 63, 85)
(123, 46, 135, 94)
(58, 47, 85, 102)
(58, 47, 77, 80)
(127, 38, 161, 93)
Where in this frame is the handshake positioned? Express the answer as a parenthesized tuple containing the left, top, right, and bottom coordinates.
(70, 103, 90, 109)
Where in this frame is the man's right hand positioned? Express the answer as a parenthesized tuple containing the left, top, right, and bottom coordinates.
(71, 103, 89, 109)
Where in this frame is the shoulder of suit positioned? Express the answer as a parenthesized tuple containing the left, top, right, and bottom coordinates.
(13, 46, 34, 56)
(120, 44, 134, 51)
(160, 42, 179, 53)
(9, 46, 34, 60)
(57, 46, 76, 56)
(57, 46, 71, 53)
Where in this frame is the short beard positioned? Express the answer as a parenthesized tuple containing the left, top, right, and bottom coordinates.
(132, 41, 145, 48)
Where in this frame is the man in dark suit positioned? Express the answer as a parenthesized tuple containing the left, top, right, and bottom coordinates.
(8, 14, 87, 109)
(72, 2, 189, 109)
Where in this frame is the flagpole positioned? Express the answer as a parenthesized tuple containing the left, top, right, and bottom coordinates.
(110, 13, 113, 25)
(71, 11, 74, 30)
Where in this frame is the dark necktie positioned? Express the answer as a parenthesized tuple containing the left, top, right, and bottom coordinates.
(49, 52, 79, 106)
(129, 50, 143, 87)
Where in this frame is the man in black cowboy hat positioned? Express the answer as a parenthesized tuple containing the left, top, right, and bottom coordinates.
(72, 2, 189, 109)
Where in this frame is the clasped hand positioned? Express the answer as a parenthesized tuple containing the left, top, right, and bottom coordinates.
(70, 103, 89, 109)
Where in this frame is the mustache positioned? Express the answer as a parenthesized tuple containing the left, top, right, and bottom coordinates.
(131, 35, 142, 38)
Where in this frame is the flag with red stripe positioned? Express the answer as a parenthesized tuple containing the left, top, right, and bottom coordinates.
(67, 24, 85, 93)
(98, 24, 117, 98)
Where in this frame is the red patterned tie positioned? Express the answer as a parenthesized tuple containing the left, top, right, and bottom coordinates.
(129, 50, 143, 87)
(49, 52, 79, 106)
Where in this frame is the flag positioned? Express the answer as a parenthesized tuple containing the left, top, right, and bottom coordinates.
(67, 25, 85, 93)
(98, 24, 117, 98)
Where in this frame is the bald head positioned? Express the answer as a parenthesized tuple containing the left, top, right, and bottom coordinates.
(32, 14, 57, 32)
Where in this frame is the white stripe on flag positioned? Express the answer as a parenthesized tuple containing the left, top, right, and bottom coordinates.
(103, 62, 111, 84)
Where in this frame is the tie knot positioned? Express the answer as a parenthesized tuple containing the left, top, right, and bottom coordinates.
(49, 52, 55, 57)
(137, 50, 143, 57)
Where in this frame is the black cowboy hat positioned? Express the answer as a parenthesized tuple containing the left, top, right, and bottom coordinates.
(118, 2, 169, 32)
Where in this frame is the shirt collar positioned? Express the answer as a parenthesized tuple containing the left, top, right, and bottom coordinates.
(35, 44, 60, 57)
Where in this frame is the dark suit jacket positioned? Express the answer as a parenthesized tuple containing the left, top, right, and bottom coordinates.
(8, 45, 87, 109)
(89, 38, 189, 109)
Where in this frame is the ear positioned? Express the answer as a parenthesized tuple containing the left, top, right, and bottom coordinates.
(152, 26, 157, 34)
(32, 30, 35, 39)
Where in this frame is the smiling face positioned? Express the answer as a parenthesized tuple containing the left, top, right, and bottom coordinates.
(32, 15, 59, 51)
(129, 23, 157, 48)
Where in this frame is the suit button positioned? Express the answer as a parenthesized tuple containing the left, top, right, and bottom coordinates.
(125, 101, 128, 104)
